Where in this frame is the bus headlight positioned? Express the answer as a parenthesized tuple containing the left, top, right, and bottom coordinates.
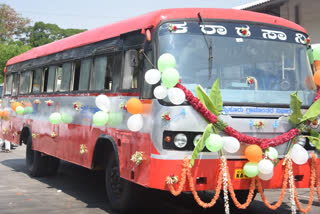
(174, 133, 188, 148)
(193, 135, 202, 146)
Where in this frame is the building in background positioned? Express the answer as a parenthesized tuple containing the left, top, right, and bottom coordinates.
(234, 0, 320, 43)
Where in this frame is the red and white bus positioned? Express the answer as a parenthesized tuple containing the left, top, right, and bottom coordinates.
(1, 8, 320, 213)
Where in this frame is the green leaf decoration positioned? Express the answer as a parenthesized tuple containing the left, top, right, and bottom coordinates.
(307, 130, 320, 151)
(196, 85, 219, 116)
(190, 124, 212, 166)
(289, 92, 303, 126)
(209, 79, 223, 115)
(300, 99, 320, 124)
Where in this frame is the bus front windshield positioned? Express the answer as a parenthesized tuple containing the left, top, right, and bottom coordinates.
(158, 22, 316, 106)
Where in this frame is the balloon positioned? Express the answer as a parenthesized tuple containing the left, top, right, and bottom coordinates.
(258, 171, 273, 181)
(93, 111, 108, 126)
(290, 144, 309, 165)
(2, 111, 10, 120)
(245, 145, 263, 162)
(127, 114, 143, 132)
(16, 106, 24, 114)
(108, 112, 123, 127)
(161, 68, 180, 88)
(258, 159, 274, 174)
(145, 69, 161, 85)
(167, 88, 185, 105)
(222, 136, 240, 153)
(11, 102, 23, 112)
(24, 106, 33, 114)
(61, 113, 73, 124)
(205, 134, 224, 152)
(243, 162, 259, 177)
(49, 112, 61, 124)
(95, 95, 110, 111)
(313, 45, 320, 61)
(157, 53, 176, 72)
(0, 111, 3, 119)
(153, 85, 168, 99)
(266, 147, 278, 160)
(126, 98, 143, 114)
(314, 71, 320, 87)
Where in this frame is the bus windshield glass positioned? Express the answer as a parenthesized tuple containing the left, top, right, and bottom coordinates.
(158, 21, 316, 106)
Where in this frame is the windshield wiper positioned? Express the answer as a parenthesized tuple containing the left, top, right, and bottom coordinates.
(197, 12, 213, 79)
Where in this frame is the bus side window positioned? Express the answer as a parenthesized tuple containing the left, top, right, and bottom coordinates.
(32, 69, 42, 93)
(73, 61, 81, 91)
(46, 66, 56, 92)
(5, 74, 13, 95)
(55, 63, 72, 92)
(79, 58, 91, 91)
(19, 71, 32, 94)
(12, 73, 19, 96)
(122, 49, 138, 89)
(91, 55, 108, 90)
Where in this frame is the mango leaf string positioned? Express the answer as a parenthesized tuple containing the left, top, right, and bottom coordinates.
(190, 124, 212, 166)
(289, 92, 303, 127)
(196, 85, 219, 116)
(300, 99, 320, 124)
(209, 79, 223, 115)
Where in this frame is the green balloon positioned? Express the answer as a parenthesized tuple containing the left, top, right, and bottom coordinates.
(61, 113, 73, 124)
(107, 112, 123, 127)
(16, 106, 25, 115)
(161, 68, 180, 88)
(267, 147, 278, 160)
(307, 49, 314, 64)
(24, 106, 33, 114)
(205, 134, 224, 152)
(243, 162, 259, 177)
(313, 45, 320, 61)
(158, 53, 176, 72)
(93, 111, 108, 126)
(49, 112, 61, 124)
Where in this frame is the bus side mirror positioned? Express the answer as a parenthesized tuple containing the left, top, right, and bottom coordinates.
(122, 49, 138, 89)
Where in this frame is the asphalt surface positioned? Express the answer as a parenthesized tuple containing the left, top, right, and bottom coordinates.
(0, 145, 319, 214)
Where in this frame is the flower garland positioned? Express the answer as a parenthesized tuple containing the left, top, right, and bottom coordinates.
(287, 156, 297, 214)
(176, 83, 300, 149)
(221, 156, 230, 214)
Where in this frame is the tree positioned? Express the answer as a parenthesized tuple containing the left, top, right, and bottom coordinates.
(0, 4, 30, 41)
(26, 22, 86, 47)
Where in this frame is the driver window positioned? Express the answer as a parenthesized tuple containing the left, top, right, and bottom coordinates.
(122, 49, 139, 89)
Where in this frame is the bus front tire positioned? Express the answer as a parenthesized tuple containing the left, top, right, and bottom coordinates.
(26, 136, 48, 177)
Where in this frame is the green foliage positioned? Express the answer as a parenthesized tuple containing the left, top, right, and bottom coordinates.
(190, 124, 212, 166)
(209, 79, 223, 115)
(289, 92, 303, 126)
(300, 99, 320, 124)
(309, 130, 320, 151)
(196, 85, 219, 116)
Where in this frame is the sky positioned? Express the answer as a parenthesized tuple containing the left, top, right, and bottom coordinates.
(1, 0, 256, 30)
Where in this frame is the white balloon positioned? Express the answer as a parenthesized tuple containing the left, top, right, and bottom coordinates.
(290, 144, 309, 165)
(127, 114, 143, 132)
(266, 147, 278, 160)
(258, 159, 274, 174)
(145, 69, 161, 85)
(95, 95, 110, 111)
(222, 136, 240, 153)
(153, 85, 168, 99)
(168, 88, 186, 105)
(258, 171, 273, 181)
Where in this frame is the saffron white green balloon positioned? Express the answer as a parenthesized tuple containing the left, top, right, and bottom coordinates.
(167, 88, 185, 105)
(107, 112, 123, 127)
(266, 147, 278, 160)
(290, 144, 309, 165)
(157, 53, 176, 72)
(93, 111, 108, 126)
(61, 113, 73, 124)
(258, 159, 274, 174)
(222, 136, 240, 153)
(95, 94, 110, 112)
(145, 69, 161, 85)
(258, 171, 273, 181)
(205, 134, 224, 152)
(127, 114, 143, 132)
(24, 106, 33, 114)
(161, 68, 180, 88)
(153, 85, 168, 99)
(16, 106, 25, 114)
(49, 112, 61, 124)
(243, 162, 259, 177)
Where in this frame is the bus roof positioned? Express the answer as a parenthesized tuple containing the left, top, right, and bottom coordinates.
(6, 8, 306, 68)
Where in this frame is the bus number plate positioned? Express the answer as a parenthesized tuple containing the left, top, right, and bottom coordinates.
(234, 169, 249, 179)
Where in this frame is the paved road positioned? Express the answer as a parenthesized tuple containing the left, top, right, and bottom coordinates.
(0, 146, 319, 214)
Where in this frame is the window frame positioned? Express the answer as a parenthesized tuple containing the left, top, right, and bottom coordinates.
(19, 71, 32, 94)
(32, 68, 43, 94)
(4, 73, 13, 95)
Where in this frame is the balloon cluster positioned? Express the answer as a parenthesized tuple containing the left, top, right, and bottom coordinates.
(204, 134, 240, 153)
(92, 95, 123, 127)
(49, 112, 73, 124)
(243, 145, 279, 180)
(11, 102, 33, 115)
(126, 98, 144, 132)
(290, 143, 309, 165)
(144, 53, 185, 105)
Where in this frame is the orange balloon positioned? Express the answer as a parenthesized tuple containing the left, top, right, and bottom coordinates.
(2, 111, 10, 120)
(245, 145, 263, 162)
(126, 98, 143, 115)
(11, 102, 23, 112)
(314, 71, 320, 87)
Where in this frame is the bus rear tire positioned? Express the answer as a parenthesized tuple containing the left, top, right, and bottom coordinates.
(25, 135, 48, 177)
(105, 153, 137, 213)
